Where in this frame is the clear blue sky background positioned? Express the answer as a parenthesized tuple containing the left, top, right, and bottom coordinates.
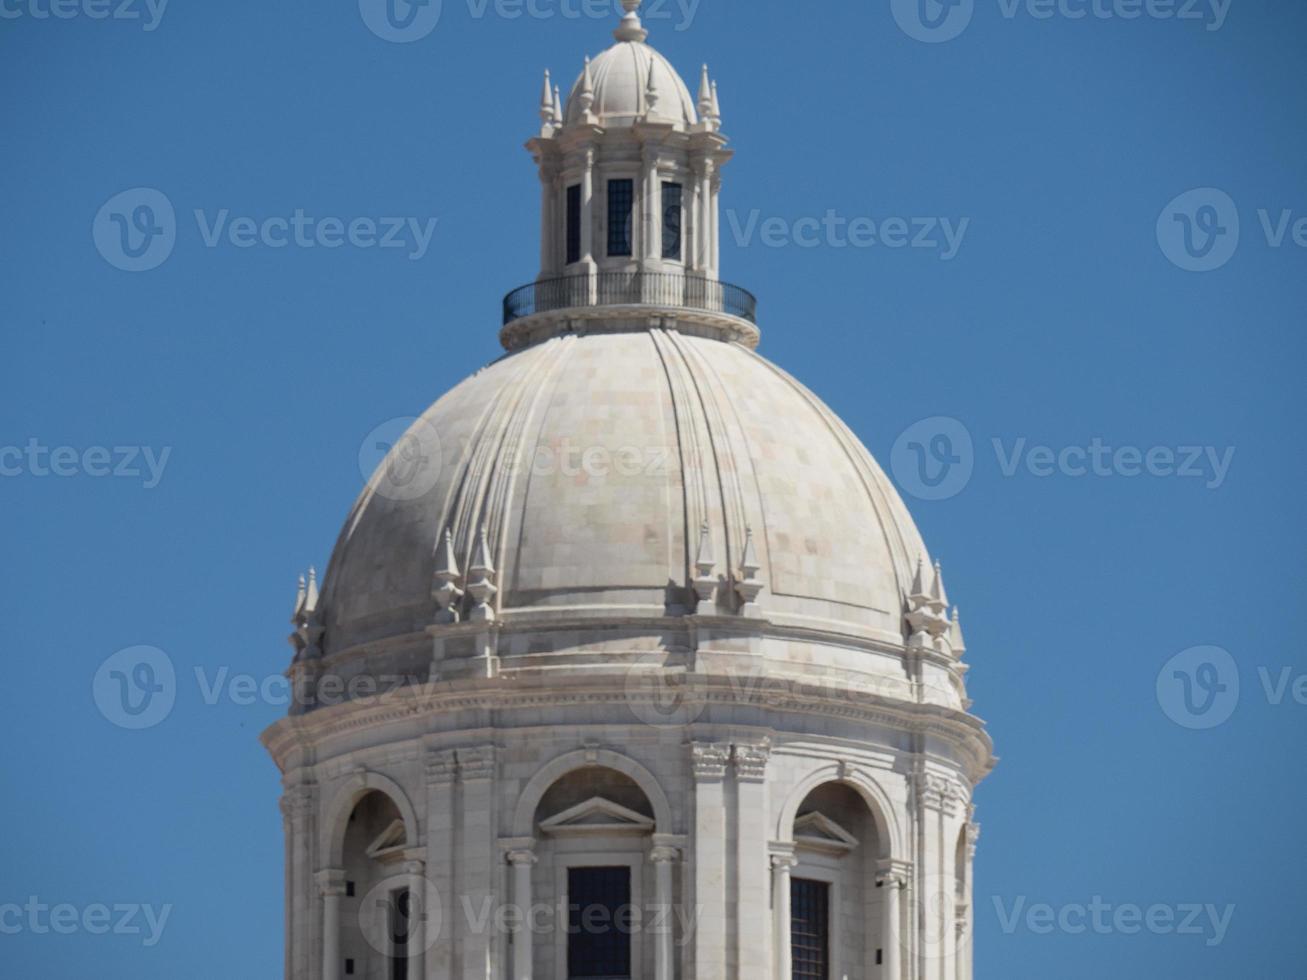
(2, 0, 1304, 977)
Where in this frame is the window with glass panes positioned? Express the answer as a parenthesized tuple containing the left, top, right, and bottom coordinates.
(791, 878, 830, 980)
(567, 866, 633, 979)
(662, 182, 683, 260)
(607, 179, 634, 257)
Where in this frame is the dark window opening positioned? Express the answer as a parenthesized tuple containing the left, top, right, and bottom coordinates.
(662, 182, 683, 260)
(568, 866, 633, 979)
(607, 179, 634, 257)
(566, 184, 582, 265)
(791, 878, 829, 980)
(390, 887, 411, 980)
(345, 959, 355, 975)
(345, 881, 355, 897)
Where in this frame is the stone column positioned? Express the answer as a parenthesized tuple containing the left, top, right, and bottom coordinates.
(733, 742, 771, 979)
(876, 862, 910, 980)
(458, 746, 497, 980)
(505, 842, 537, 980)
(426, 749, 458, 980)
(649, 839, 679, 980)
(913, 771, 964, 980)
(691, 742, 730, 980)
(281, 781, 316, 980)
(642, 142, 659, 266)
(404, 859, 427, 980)
(960, 824, 979, 980)
(697, 161, 714, 278)
(539, 167, 557, 277)
(581, 146, 596, 273)
(770, 848, 797, 980)
(709, 174, 720, 276)
(316, 869, 347, 980)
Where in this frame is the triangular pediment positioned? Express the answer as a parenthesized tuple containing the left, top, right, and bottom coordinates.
(539, 797, 656, 837)
(365, 818, 408, 859)
(794, 811, 859, 854)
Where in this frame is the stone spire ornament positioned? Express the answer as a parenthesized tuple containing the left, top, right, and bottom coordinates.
(288, 567, 322, 660)
(578, 56, 596, 116)
(466, 525, 499, 622)
(614, 0, 648, 42)
(710, 80, 722, 124)
(432, 527, 464, 624)
(539, 69, 556, 136)
(644, 59, 660, 115)
(291, 573, 307, 624)
(692, 521, 717, 614)
(698, 64, 713, 114)
(735, 526, 764, 617)
(906, 553, 951, 649)
(950, 606, 967, 658)
(552, 84, 564, 128)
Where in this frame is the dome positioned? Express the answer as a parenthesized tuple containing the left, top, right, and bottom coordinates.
(563, 40, 699, 129)
(320, 330, 930, 659)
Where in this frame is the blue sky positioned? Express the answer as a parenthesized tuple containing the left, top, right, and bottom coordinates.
(2, 0, 1304, 976)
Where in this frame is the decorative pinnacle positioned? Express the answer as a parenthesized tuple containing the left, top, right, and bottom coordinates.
(614, 0, 648, 42)
(539, 69, 554, 124)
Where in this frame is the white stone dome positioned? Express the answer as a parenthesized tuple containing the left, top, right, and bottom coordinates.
(319, 330, 930, 658)
(563, 39, 699, 129)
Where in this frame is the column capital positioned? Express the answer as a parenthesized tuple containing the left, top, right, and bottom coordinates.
(769, 843, 798, 871)
(690, 741, 731, 780)
(732, 740, 771, 782)
(501, 837, 537, 866)
(875, 858, 913, 890)
(425, 748, 459, 784)
(315, 868, 347, 897)
(649, 844, 680, 865)
(456, 745, 496, 781)
(912, 769, 967, 815)
(280, 782, 316, 822)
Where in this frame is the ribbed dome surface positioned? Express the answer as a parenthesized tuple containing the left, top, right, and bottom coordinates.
(564, 40, 698, 128)
(320, 331, 929, 657)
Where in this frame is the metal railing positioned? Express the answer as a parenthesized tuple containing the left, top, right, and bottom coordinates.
(502, 272, 758, 326)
